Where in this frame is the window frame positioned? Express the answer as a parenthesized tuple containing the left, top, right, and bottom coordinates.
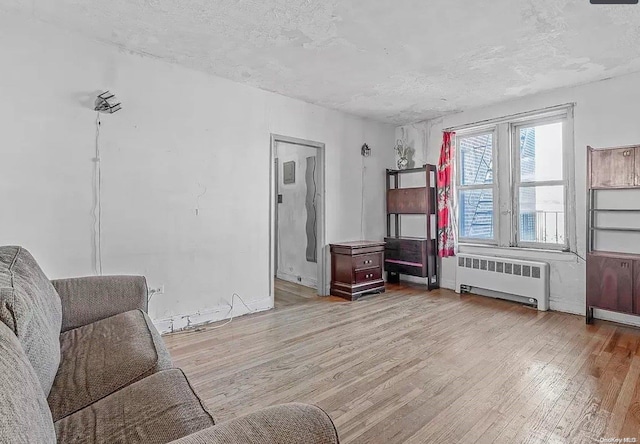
(455, 127, 499, 245)
(453, 105, 576, 253)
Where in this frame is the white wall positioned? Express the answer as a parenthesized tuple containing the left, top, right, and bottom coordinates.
(0, 13, 395, 331)
(397, 71, 640, 324)
(276, 142, 318, 288)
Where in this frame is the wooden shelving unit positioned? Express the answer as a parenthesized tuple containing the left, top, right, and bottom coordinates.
(586, 144, 640, 324)
(385, 164, 439, 290)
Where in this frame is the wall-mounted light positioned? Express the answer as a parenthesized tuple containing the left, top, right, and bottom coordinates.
(361, 143, 371, 157)
(94, 91, 122, 114)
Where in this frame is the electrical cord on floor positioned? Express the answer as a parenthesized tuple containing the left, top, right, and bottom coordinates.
(204, 293, 255, 330)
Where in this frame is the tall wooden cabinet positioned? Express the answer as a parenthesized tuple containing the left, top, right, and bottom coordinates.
(586, 145, 640, 323)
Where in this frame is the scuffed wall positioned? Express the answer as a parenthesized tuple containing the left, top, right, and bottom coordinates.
(0, 14, 395, 331)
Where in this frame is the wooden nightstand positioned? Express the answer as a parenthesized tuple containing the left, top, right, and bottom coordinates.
(330, 241, 385, 301)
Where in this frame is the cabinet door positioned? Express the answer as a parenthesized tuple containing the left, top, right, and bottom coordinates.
(635, 147, 640, 186)
(590, 147, 635, 188)
(586, 255, 633, 313)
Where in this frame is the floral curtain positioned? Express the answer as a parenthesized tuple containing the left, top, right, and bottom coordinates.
(437, 131, 455, 257)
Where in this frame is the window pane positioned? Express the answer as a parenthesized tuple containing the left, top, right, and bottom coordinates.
(519, 122, 563, 182)
(519, 185, 565, 244)
(459, 133, 493, 185)
(459, 189, 494, 239)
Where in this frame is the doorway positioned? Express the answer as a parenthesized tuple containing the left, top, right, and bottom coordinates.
(269, 134, 326, 307)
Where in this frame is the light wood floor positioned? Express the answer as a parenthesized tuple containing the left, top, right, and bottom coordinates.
(273, 278, 318, 308)
(165, 281, 640, 443)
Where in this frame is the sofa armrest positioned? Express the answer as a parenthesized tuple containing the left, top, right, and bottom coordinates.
(52, 276, 148, 332)
(169, 403, 339, 444)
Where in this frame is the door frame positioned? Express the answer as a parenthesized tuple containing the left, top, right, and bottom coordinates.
(269, 134, 327, 301)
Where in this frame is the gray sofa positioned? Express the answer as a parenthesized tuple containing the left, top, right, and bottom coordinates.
(0, 246, 339, 444)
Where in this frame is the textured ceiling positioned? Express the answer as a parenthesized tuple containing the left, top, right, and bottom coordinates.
(2, 0, 640, 124)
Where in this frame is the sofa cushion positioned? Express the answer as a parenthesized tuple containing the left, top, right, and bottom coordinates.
(48, 309, 173, 421)
(170, 403, 339, 444)
(0, 321, 56, 444)
(55, 369, 215, 444)
(0, 246, 62, 396)
(53, 275, 149, 332)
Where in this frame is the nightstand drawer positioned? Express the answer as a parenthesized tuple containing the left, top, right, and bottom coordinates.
(354, 253, 381, 271)
(355, 267, 382, 284)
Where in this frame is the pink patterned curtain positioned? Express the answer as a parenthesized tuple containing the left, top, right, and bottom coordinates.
(437, 132, 455, 257)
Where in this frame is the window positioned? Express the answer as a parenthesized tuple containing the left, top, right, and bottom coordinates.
(514, 120, 566, 246)
(455, 106, 574, 251)
(457, 131, 496, 242)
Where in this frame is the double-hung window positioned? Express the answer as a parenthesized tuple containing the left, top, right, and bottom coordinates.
(457, 130, 497, 243)
(455, 106, 575, 251)
(513, 118, 568, 247)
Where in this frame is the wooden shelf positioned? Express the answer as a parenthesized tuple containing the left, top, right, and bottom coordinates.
(587, 144, 640, 325)
(589, 250, 640, 260)
(590, 227, 640, 233)
(385, 164, 438, 290)
(386, 166, 431, 175)
(589, 208, 640, 212)
(590, 186, 640, 190)
(385, 259, 424, 269)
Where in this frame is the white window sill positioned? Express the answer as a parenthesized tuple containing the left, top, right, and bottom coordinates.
(456, 243, 581, 263)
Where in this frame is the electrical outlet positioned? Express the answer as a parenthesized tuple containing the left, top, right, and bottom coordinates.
(148, 285, 165, 295)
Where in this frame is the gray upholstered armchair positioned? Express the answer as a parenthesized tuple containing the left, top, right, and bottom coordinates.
(0, 246, 339, 443)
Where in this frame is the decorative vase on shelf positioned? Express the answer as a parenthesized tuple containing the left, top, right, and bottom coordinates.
(394, 136, 413, 170)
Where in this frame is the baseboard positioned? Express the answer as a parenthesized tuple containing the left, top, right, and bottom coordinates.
(592, 309, 640, 328)
(440, 279, 456, 290)
(153, 297, 273, 335)
(548, 299, 583, 316)
(276, 270, 317, 289)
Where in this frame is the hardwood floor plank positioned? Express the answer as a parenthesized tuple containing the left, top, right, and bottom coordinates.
(605, 355, 640, 438)
(164, 281, 640, 443)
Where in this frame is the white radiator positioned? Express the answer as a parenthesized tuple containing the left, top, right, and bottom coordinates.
(455, 254, 550, 311)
